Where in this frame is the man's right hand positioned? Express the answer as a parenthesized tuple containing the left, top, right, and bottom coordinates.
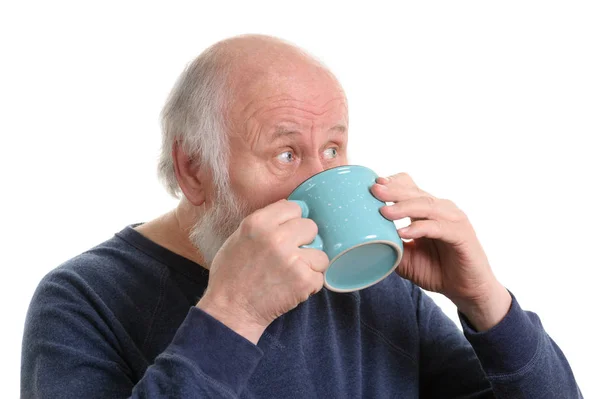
(196, 199, 329, 344)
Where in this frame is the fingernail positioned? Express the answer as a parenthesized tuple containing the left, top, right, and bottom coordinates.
(380, 177, 391, 184)
(399, 226, 410, 234)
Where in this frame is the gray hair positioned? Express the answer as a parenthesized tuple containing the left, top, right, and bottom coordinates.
(158, 45, 231, 199)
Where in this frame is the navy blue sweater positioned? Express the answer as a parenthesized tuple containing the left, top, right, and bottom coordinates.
(21, 225, 581, 398)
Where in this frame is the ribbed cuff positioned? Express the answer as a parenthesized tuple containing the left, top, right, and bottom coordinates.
(459, 291, 541, 375)
(167, 306, 264, 394)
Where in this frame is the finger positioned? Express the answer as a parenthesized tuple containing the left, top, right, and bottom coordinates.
(380, 197, 460, 222)
(378, 172, 417, 187)
(371, 183, 418, 203)
(298, 248, 330, 273)
(398, 220, 464, 245)
(370, 182, 432, 203)
(295, 264, 325, 300)
(378, 173, 430, 194)
(251, 199, 303, 227)
(306, 268, 325, 295)
(279, 217, 319, 247)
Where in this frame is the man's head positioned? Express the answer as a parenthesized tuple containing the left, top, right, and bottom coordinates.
(159, 34, 349, 263)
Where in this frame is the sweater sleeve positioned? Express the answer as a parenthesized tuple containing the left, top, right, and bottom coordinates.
(413, 285, 582, 398)
(21, 270, 263, 398)
(459, 290, 582, 398)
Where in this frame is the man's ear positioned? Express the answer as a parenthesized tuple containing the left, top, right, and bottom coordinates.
(172, 141, 207, 206)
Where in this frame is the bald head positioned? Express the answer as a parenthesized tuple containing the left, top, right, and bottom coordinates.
(209, 35, 344, 119)
(209, 34, 332, 80)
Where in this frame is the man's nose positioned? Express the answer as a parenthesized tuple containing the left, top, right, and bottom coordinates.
(305, 159, 327, 178)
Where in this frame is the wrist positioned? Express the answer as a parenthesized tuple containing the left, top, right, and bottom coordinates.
(454, 282, 512, 332)
(196, 295, 267, 345)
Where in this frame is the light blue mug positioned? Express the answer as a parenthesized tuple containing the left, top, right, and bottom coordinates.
(288, 165, 403, 292)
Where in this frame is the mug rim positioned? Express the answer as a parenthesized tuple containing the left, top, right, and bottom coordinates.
(324, 239, 403, 293)
(288, 164, 375, 199)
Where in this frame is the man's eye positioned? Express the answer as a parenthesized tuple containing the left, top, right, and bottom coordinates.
(324, 147, 338, 159)
(277, 151, 295, 163)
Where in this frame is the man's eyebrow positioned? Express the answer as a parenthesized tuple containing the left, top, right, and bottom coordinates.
(272, 125, 301, 139)
(329, 124, 347, 134)
(271, 124, 347, 140)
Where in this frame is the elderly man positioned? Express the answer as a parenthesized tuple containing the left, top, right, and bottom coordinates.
(22, 35, 581, 398)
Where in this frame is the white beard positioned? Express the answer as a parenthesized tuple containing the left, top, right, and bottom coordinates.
(189, 184, 250, 265)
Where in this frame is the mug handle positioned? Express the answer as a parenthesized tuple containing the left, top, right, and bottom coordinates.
(288, 200, 324, 250)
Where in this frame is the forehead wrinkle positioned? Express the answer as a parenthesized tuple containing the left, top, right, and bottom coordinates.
(239, 90, 347, 117)
(244, 116, 304, 152)
(239, 93, 289, 116)
(243, 99, 348, 131)
(242, 117, 265, 152)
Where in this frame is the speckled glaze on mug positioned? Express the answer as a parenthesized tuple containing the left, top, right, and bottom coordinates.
(288, 165, 403, 292)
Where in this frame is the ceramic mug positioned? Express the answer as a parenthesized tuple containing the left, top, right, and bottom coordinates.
(288, 165, 403, 292)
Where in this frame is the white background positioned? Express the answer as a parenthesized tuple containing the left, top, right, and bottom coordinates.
(1, 1, 598, 397)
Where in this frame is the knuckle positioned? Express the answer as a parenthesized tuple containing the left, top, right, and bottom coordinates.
(304, 218, 319, 235)
(267, 232, 286, 252)
(442, 199, 467, 222)
(404, 187, 420, 199)
(318, 252, 330, 267)
(398, 172, 415, 185)
(380, 204, 394, 218)
(424, 196, 436, 207)
(452, 211, 466, 223)
(240, 212, 263, 235)
(305, 253, 326, 273)
(443, 198, 458, 210)
(287, 200, 303, 214)
(290, 251, 315, 271)
(434, 219, 444, 233)
(286, 252, 302, 267)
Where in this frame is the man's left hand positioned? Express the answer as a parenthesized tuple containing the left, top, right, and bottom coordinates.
(371, 173, 512, 331)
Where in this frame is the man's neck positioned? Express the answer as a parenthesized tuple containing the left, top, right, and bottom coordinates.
(134, 203, 209, 268)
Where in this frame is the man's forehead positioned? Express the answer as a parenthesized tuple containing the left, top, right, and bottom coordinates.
(235, 72, 345, 104)
(232, 88, 348, 135)
(228, 58, 345, 110)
